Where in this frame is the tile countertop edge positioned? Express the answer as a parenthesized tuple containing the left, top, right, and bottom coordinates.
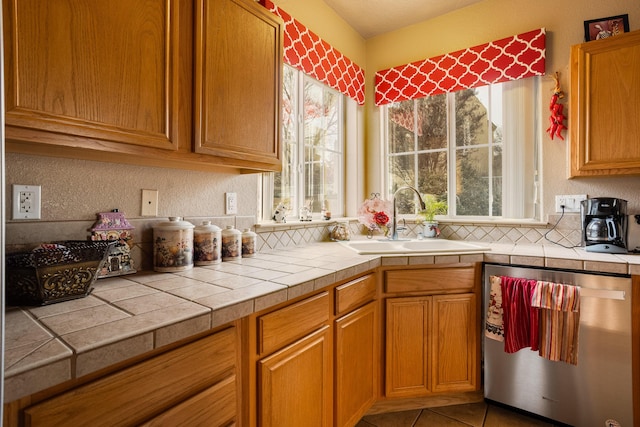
(3, 241, 639, 402)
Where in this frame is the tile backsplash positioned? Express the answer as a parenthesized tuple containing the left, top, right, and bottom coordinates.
(6, 213, 590, 271)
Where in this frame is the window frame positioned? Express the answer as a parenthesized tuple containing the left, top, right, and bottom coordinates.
(261, 65, 347, 222)
(381, 77, 541, 221)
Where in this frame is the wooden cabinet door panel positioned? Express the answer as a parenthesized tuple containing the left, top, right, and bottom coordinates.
(570, 29, 640, 176)
(385, 296, 431, 397)
(259, 326, 332, 427)
(4, 0, 190, 150)
(194, 0, 282, 167)
(432, 293, 477, 392)
(335, 302, 378, 427)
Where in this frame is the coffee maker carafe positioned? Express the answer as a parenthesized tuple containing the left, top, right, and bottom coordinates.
(581, 198, 628, 253)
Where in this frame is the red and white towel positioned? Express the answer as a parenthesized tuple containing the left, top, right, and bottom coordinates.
(485, 276, 580, 365)
(501, 276, 539, 353)
(531, 281, 581, 365)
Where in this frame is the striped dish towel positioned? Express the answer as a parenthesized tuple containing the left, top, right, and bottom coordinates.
(531, 281, 580, 365)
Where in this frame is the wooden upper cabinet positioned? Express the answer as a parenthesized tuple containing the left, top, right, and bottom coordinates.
(3, 0, 191, 152)
(569, 29, 640, 177)
(194, 0, 283, 170)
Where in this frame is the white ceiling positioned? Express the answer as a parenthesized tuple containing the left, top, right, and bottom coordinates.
(323, 0, 485, 39)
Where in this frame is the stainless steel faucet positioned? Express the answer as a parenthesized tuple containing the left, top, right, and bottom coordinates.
(389, 186, 426, 240)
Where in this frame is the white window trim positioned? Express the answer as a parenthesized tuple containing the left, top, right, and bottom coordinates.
(380, 77, 541, 222)
(260, 67, 363, 223)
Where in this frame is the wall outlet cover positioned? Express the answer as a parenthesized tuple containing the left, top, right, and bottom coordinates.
(12, 184, 41, 220)
(225, 192, 238, 215)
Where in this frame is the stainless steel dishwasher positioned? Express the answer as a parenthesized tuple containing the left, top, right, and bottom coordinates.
(483, 264, 633, 427)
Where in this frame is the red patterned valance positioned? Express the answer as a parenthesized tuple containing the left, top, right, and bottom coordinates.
(375, 28, 546, 106)
(261, 0, 365, 105)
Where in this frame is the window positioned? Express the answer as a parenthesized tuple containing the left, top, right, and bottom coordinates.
(383, 77, 540, 220)
(263, 65, 345, 221)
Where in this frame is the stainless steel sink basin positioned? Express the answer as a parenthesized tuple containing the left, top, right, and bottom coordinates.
(338, 239, 490, 254)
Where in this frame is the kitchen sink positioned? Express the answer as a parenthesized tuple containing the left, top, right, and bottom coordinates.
(338, 239, 491, 254)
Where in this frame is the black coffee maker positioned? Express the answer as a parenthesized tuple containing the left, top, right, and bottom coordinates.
(581, 197, 628, 253)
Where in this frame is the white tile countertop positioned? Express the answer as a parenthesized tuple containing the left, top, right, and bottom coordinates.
(4, 241, 640, 402)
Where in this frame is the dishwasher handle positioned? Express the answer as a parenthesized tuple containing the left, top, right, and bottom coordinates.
(580, 288, 625, 300)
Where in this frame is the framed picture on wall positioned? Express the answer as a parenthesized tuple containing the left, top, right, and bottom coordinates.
(584, 14, 629, 41)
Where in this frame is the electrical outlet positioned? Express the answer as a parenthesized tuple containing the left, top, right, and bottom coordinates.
(555, 194, 587, 213)
(141, 189, 159, 216)
(225, 192, 238, 215)
(12, 184, 42, 220)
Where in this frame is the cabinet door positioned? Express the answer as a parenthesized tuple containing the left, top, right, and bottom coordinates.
(385, 296, 431, 397)
(194, 0, 282, 169)
(432, 293, 478, 392)
(570, 29, 640, 176)
(4, 0, 191, 152)
(259, 326, 332, 427)
(335, 301, 378, 427)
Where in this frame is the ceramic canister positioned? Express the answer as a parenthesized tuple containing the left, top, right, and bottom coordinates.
(194, 221, 222, 265)
(153, 217, 195, 272)
(241, 228, 257, 257)
(221, 225, 242, 262)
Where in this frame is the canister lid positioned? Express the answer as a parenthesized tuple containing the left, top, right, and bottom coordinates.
(153, 217, 195, 230)
(195, 221, 221, 233)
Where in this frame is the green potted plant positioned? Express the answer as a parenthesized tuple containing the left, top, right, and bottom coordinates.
(416, 194, 447, 238)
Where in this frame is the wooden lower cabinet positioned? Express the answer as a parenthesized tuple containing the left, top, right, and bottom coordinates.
(383, 264, 480, 400)
(6, 325, 239, 427)
(248, 273, 379, 427)
(432, 293, 477, 392)
(385, 296, 432, 397)
(258, 326, 333, 427)
(334, 301, 378, 427)
(385, 294, 478, 397)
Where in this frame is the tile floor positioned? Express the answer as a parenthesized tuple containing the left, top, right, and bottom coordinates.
(357, 401, 563, 427)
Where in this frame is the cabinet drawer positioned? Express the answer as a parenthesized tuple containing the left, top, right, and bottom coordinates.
(141, 374, 237, 426)
(385, 265, 477, 294)
(335, 274, 376, 315)
(24, 326, 237, 426)
(259, 292, 330, 355)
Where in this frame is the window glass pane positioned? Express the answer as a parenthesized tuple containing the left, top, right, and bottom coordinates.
(303, 78, 344, 215)
(323, 91, 340, 152)
(388, 101, 416, 154)
(417, 95, 447, 151)
(456, 147, 490, 215)
(455, 88, 488, 147)
(274, 66, 298, 213)
(492, 146, 503, 216)
(388, 153, 415, 214)
(417, 151, 447, 197)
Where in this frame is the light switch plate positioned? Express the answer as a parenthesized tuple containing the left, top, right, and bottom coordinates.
(141, 189, 159, 216)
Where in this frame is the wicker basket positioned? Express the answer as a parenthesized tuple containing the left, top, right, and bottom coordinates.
(6, 241, 114, 306)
